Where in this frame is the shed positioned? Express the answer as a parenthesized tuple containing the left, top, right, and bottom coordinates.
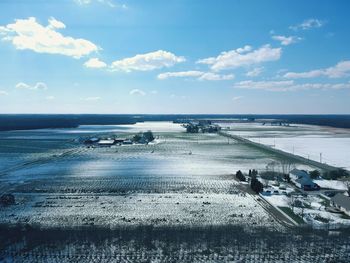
(331, 193, 350, 216)
(98, 139, 115, 147)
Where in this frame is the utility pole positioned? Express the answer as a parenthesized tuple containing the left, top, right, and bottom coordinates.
(320, 153, 322, 163)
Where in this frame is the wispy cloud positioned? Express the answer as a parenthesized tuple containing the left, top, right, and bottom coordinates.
(284, 61, 350, 79)
(198, 72, 234, 81)
(233, 80, 350, 92)
(271, 35, 302, 46)
(0, 17, 98, 59)
(157, 71, 234, 81)
(232, 96, 243, 101)
(290, 18, 325, 31)
(111, 50, 185, 72)
(15, 82, 47, 90)
(170, 94, 187, 99)
(0, 90, 8, 96)
(81, 96, 101, 101)
(46, 96, 55, 100)
(129, 89, 146, 96)
(197, 45, 281, 71)
(246, 67, 264, 77)
(158, 71, 203, 79)
(84, 58, 107, 68)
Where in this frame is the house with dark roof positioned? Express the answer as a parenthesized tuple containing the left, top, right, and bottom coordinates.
(331, 193, 350, 216)
(289, 169, 320, 191)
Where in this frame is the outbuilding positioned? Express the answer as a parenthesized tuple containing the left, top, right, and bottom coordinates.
(331, 193, 350, 216)
(98, 139, 115, 147)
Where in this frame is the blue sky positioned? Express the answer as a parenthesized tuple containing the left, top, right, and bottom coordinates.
(0, 0, 350, 114)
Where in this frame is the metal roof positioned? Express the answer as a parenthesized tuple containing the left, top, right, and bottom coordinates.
(290, 169, 309, 178)
(98, 140, 114, 144)
(331, 193, 350, 211)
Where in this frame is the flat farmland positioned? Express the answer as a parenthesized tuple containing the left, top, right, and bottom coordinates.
(0, 122, 303, 229)
(1, 122, 349, 262)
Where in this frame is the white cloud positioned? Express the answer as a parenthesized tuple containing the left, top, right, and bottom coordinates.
(157, 71, 203, 80)
(0, 90, 8, 96)
(111, 50, 185, 72)
(232, 96, 243, 101)
(150, 90, 158, 94)
(84, 58, 107, 68)
(0, 17, 98, 59)
(233, 80, 350, 92)
(271, 35, 302, 46)
(246, 67, 264, 77)
(290, 19, 324, 31)
(48, 17, 65, 29)
(197, 45, 281, 71)
(198, 72, 234, 81)
(157, 70, 234, 81)
(284, 61, 350, 79)
(15, 82, 47, 90)
(129, 89, 146, 96)
(81, 96, 101, 101)
(46, 96, 55, 100)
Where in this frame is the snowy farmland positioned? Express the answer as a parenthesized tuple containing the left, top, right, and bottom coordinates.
(0, 122, 294, 230)
(224, 122, 350, 170)
(1, 121, 350, 261)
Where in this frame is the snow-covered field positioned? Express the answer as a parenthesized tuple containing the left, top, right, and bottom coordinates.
(1, 121, 350, 261)
(0, 192, 279, 229)
(0, 122, 292, 230)
(2, 225, 349, 263)
(224, 122, 350, 170)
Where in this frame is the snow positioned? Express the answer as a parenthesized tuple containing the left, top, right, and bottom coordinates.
(314, 179, 348, 190)
(0, 123, 289, 230)
(263, 195, 290, 207)
(0, 192, 279, 229)
(224, 122, 350, 170)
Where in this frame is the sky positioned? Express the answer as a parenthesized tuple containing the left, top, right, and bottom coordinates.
(0, 0, 350, 114)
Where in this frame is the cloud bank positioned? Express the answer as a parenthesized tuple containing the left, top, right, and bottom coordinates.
(197, 45, 281, 71)
(0, 17, 98, 58)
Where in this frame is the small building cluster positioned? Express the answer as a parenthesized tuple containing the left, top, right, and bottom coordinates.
(289, 169, 320, 191)
(84, 131, 154, 148)
(182, 120, 221, 133)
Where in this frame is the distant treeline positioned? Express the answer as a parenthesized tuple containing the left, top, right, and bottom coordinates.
(0, 115, 136, 131)
(1, 114, 350, 131)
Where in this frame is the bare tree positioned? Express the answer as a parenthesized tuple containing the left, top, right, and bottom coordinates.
(280, 159, 295, 176)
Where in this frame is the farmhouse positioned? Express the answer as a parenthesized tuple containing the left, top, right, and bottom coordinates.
(289, 169, 320, 191)
(331, 193, 350, 216)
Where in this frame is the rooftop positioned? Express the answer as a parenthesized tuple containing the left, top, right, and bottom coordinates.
(331, 193, 350, 211)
